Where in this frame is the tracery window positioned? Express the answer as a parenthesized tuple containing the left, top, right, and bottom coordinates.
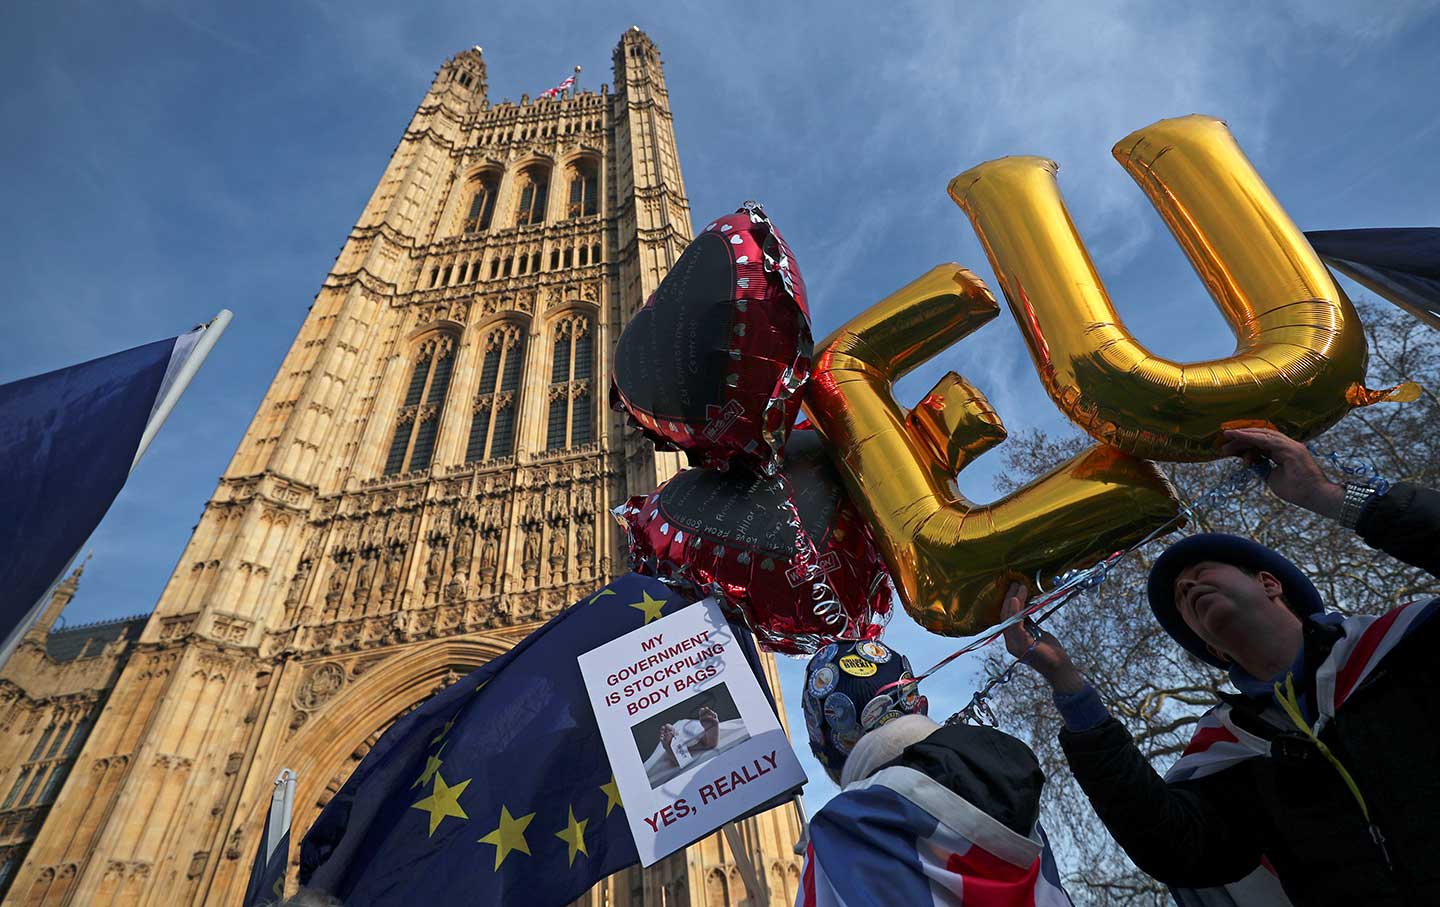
(383, 335, 456, 475)
(465, 325, 526, 463)
(515, 165, 550, 226)
(567, 160, 599, 218)
(545, 315, 594, 451)
(463, 173, 499, 233)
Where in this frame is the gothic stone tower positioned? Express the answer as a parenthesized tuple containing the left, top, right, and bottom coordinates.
(6, 28, 803, 907)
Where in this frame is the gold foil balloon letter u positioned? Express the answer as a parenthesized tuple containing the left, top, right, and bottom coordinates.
(950, 115, 1387, 462)
(805, 265, 1180, 636)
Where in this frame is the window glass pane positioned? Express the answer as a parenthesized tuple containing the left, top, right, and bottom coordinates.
(37, 764, 68, 805)
(383, 422, 411, 475)
(466, 189, 485, 231)
(64, 718, 90, 757)
(573, 330, 593, 381)
(530, 176, 548, 225)
(480, 184, 496, 230)
(45, 724, 70, 760)
(490, 403, 516, 457)
(571, 390, 592, 446)
(29, 727, 54, 761)
(517, 185, 534, 225)
(20, 766, 46, 807)
(465, 408, 491, 464)
(569, 176, 583, 217)
(501, 338, 525, 392)
(425, 352, 454, 406)
(403, 356, 431, 406)
(546, 396, 569, 450)
(409, 417, 439, 471)
(3, 769, 30, 810)
(479, 346, 502, 395)
(584, 175, 598, 216)
(551, 334, 572, 383)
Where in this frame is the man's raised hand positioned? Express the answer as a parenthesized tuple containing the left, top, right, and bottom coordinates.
(1000, 581, 1086, 695)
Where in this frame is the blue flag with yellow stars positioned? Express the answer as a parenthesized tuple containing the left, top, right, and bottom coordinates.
(299, 573, 786, 906)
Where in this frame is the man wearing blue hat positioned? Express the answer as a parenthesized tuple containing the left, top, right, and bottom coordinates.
(796, 639, 1072, 905)
(1004, 427, 1440, 906)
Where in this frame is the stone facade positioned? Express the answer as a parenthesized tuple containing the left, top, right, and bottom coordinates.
(0, 29, 802, 906)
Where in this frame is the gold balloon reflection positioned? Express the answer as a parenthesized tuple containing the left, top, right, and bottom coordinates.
(805, 265, 1180, 636)
(949, 114, 1394, 462)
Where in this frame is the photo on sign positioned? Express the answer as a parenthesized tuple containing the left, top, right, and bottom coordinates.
(631, 683, 749, 788)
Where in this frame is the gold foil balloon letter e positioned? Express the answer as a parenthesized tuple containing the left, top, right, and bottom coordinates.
(804, 266, 1180, 637)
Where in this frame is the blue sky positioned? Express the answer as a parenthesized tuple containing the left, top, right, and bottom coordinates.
(4, 0, 1439, 809)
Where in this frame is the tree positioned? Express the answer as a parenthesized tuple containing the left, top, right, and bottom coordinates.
(977, 299, 1440, 905)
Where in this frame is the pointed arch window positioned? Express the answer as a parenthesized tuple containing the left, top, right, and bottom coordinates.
(466, 325, 526, 463)
(545, 315, 594, 451)
(567, 160, 599, 218)
(383, 335, 456, 476)
(515, 166, 550, 226)
(463, 173, 498, 233)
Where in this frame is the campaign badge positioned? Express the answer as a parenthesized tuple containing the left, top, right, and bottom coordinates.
(897, 671, 919, 709)
(808, 664, 838, 698)
(809, 642, 839, 670)
(838, 654, 876, 677)
(873, 710, 905, 728)
(823, 691, 857, 734)
(856, 640, 892, 664)
(860, 694, 894, 729)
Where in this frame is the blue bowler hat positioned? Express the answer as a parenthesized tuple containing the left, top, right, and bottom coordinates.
(1147, 533, 1325, 668)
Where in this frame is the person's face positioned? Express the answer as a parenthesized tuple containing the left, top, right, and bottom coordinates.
(1173, 561, 1284, 661)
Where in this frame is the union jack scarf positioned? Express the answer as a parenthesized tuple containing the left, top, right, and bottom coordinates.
(1164, 599, 1439, 906)
(798, 766, 1072, 906)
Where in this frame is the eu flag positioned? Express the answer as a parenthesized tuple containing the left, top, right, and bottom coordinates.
(1307, 227, 1440, 330)
(299, 573, 788, 906)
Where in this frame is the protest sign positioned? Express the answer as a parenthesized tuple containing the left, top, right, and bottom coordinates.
(578, 597, 806, 866)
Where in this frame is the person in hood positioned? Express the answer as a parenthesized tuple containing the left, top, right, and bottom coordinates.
(797, 639, 1071, 906)
(1005, 427, 1440, 906)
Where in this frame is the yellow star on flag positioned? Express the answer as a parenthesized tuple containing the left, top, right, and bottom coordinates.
(587, 588, 617, 605)
(478, 805, 536, 870)
(411, 743, 446, 789)
(554, 805, 590, 866)
(600, 774, 623, 817)
(431, 715, 458, 746)
(629, 590, 667, 624)
(410, 771, 470, 837)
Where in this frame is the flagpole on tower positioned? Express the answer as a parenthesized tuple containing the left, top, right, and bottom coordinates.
(571, 65, 582, 97)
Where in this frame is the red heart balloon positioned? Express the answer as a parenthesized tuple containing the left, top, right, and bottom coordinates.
(614, 432, 893, 654)
(611, 202, 811, 476)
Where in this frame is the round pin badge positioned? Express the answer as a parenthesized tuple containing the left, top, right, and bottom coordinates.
(897, 671, 919, 709)
(809, 642, 839, 670)
(823, 691, 857, 734)
(837, 654, 877, 677)
(873, 709, 905, 728)
(860, 694, 894, 729)
(808, 664, 838, 699)
(836, 725, 863, 753)
(856, 640, 892, 664)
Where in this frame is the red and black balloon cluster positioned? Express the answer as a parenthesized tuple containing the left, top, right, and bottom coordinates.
(611, 202, 892, 654)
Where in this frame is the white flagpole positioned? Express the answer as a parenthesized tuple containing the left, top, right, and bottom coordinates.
(266, 769, 297, 861)
(132, 308, 232, 471)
